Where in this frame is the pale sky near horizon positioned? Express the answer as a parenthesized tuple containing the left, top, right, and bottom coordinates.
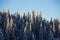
(0, 0, 60, 21)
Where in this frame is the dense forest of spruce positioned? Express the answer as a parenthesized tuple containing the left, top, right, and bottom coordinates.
(0, 10, 60, 40)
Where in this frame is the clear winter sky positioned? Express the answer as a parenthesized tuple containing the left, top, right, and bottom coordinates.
(0, 0, 60, 21)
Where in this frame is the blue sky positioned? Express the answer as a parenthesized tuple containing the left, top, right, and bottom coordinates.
(0, 0, 60, 21)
